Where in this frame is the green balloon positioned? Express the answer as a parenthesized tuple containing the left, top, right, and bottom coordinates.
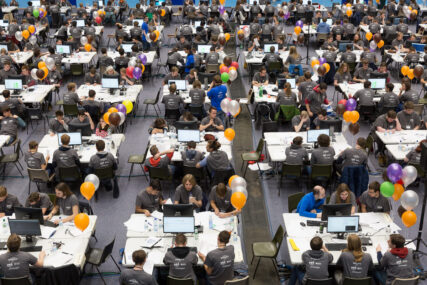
(221, 72, 229, 83)
(380, 181, 395, 197)
(33, 9, 39, 18)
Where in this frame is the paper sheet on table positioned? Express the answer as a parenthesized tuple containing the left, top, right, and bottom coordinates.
(144, 251, 163, 274)
(61, 241, 81, 255)
(66, 227, 84, 237)
(44, 252, 73, 267)
(151, 211, 163, 220)
(357, 213, 387, 225)
(40, 227, 57, 239)
(249, 163, 272, 171)
(199, 236, 218, 256)
(142, 237, 162, 248)
(124, 215, 146, 232)
(370, 222, 388, 231)
(379, 240, 389, 255)
(155, 142, 171, 154)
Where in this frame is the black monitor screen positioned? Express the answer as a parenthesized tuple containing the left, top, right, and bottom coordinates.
(14, 207, 44, 224)
(321, 203, 353, 221)
(8, 219, 41, 236)
(163, 204, 194, 217)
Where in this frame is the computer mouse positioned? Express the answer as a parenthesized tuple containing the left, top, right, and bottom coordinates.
(362, 246, 367, 251)
(300, 222, 306, 227)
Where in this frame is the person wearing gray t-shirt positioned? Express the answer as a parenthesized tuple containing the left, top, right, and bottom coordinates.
(329, 183, 357, 214)
(163, 234, 198, 282)
(359, 182, 391, 214)
(285, 136, 308, 165)
(352, 81, 375, 106)
(338, 137, 368, 170)
(120, 250, 158, 285)
(181, 141, 204, 167)
(46, 183, 79, 225)
(311, 134, 335, 165)
(135, 180, 164, 216)
(200, 107, 224, 132)
(25, 192, 54, 215)
(292, 113, 311, 132)
(174, 174, 203, 209)
(24, 141, 49, 171)
(397, 102, 421, 130)
(209, 183, 239, 217)
(0, 186, 22, 217)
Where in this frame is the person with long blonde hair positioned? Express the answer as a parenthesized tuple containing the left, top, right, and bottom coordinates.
(328, 183, 357, 214)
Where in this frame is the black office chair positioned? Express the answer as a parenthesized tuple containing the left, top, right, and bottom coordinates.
(306, 278, 334, 285)
(166, 276, 194, 285)
(343, 277, 372, 285)
(58, 166, 82, 184)
(85, 238, 120, 285)
(0, 139, 23, 179)
(0, 277, 31, 285)
(63, 104, 79, 117)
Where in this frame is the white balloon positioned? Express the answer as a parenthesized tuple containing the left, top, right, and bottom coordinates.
(313, 64, 320, 76)
(232, 186, 248, 198)
(229, 69, 237, 81)
(29, 35, 37, 45)
(93, 11, 98, 19)
(219, 33, 225, 39)
(15, 31, 23, 41)
(31, 68, 38, 80)
(283, 6, 289, 13)
(118, 111, 126, 125)
(85, 174, 100, 190)
(230, 176, 247, 190)
(128, 59, 136, 67)
(46, 57, 55, 70)
(80, 36, 88, 46)
(220, 98, 230, 113)
(401, 190, 419, 211)
(402, 165, 418, 187)
(292, 32, 298, 41)
(369, 40, 377, 50)
(229, 100, 240, 116)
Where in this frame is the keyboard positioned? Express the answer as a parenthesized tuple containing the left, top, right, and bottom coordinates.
(43, 220, 58, 228)
(325, 243, 347, 251)
(20, 246, 42, 252)
(306, 220, 327, 227)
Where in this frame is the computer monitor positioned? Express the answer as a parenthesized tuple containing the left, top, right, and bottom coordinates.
(264, 43, 279, 53)
(319, 119, 343, 133)
(286, 78, 296, 89)
(197, 44, 212, 54)
(177, 129, 200, 143)
(57, 132, 82, 146)
(133, 19, 144, 27)
(369, 78, 386, 90)
(56, 44, 71, 55)
(4, 78, 22, 91)
(32, 0, 40, 6)
(327, 216, 359, 234)
(0, 43, 8, 52)
(0, 20, 8, 28)
(98, 0, 104, 6)
(168, 80, 186, 91)
(14, 207, 44, 224)
(155, 0, 165, 6)
(302, 0, 309, 4)
(122, 43, 133, 53)
(412, 43, 425, 53)
(69, 122, 93, 136)
(8, 219, 41, 242)
(321, 203, 353, 221)
(307, 129, 329, 143)
(338, 42, 352, 53)
(194, 21, 201, 28)
(163, 204, 194, 217)
(76, 19, 85, 27)
(326, 19, 333, 26)
(102, 76, 120, 89)
(174, 121, 199, 130)
(163, 216, 195, 233)
(277, 78, 286, 89)
(249, 0, 255, 4)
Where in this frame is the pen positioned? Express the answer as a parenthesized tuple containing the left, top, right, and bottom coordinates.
(48, 230, 56, 239)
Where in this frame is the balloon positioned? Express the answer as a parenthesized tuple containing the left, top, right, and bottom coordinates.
(116, 103, 127, 114)
(84, 174, 100, 190)
(220, 66, 229, 73)
(313, 64, 320, 76)
(318, 57, 326, 65)
(231, 192, 247, 210)
(294, 26, 302, 35)
(224, 33, 230, 41)
(15, 31, 23, 41)
(233, 107, 241, 117)
(387, 163, 403, 183)
(401, 190, 419, 211)
(373, 33, 381, 43)
(31, 68, 38, 80)
(95, 16, 102, 24)
(133, 67, 142, 79)
(349, 110, 359, 124)
(84, 44, 92, 52)
(33, 9, 39, 18)
(237, 29, 244, 35)
(369, 41, 377, 50)
(229, 66, 236, 72)
(338, 99, 347, 105)
(160, 9, 166, 16)
(232, 186, 248, 198)
(230, 176, 247, 190)
(380, 181, 395, 197)
(29, 35, 37, 45)
(402, 211, 417, 227)
(221, 72, 229, 83)
(231, 61, 239, 69)
(322, 63, 330, 74)
(139, 54, 147, 65)
(126, 66, 134, 78)
(407, 69, 414, 80)
(229, 69, 237, 81)
(80, 36, 88, 46)
(365, 32, 373, 41)
(38, 62, 46, 69)
(123, 100, 133, 114)
(22, 30, 30, 40)
(45, 57, 55, 70)
(296, 20, 304, 28)
(74, 213, 90, 231)
(109, 112, 121, 126)
(346, 98, 356, 111)
(220, 98, 230, 113)
(103, 112, 111, 124)
(108, 107, 118, 113)
(118, 112, 126, 125)
(346, 9, 352, 17)
(228, 175, 239, 186)
(28, 25, 35, 34)
(224, 128, 235, 141)
(311, 59, 320, 68)
(414, 65, 424, 78)
(80, 182, 95, 200)
(402, 165, 418, 187)
(401, 66, 409, 76)
(154, 30, 160, 41)
(392, 183, 405, 201)
(219, 5, 225, 14)
(128, 59, 136, 67)
(377, 40, 384, 49)
(229, 100, 240, 116)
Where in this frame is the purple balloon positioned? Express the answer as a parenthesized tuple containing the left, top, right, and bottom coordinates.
(284, 12, 290, 20)
(133, 67, 142, 79)
(387, 163, 403, 183)
(139, 54, 147, 65)
(219, 5, 225, 15)
(296, 20, 304, 28)
(369, 48, 376, 52)
(319, 57, 326, 65)
(346, 98, 357, 111)
(116, 104, 127, 114)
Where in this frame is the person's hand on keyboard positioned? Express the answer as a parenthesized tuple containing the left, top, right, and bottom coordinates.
(322, 244, 329, 253)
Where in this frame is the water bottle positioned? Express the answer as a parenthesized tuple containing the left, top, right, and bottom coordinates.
(153, 218, 158, 232)
(2, 218, 7, 234)
(209, 215, 213, 229)
(259, 86, 263, 98)
(194, 227, 199, 240)
(233, 230, 237, 242)
(58, 217, 63, 227)
(144, 220, 148, 231)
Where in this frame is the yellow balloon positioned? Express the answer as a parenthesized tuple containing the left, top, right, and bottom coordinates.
(122, 100, 133, 114)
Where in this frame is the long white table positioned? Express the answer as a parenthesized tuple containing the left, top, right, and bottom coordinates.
(252, 84, 299, 104)
(1, 6, 17, 13)
(338, 83, 402, 102)
(243, 50, 290, 65)
(386, 144, 417, 160)
(161, 84, 211, 105)
(0, 85, 55, 104)
(107, 50, 156, 65)
(38, 134, 125, 164)
(60, 52, 97, 65)
(376, 130, 427, 145)
(11, 51, 34, 65)
(77, 84, 143, 104)
(123, 25, 164, 36)
(385, 50, 425, 64)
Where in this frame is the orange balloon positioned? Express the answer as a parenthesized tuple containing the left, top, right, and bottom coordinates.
(401, 65, 409, 76)
(365, 32, 373, 41)
(22, 30, 30, 39)
(84, 44, 92, 52)
(103, 112, 111, 124)
(229, 66, 236, 72)
(108, 107, 118, 113)
(349, 110, 359, 124)
(346, 9, 352, 17)
(219, 63, 225, 70)
(228, 175, 239, 186)
(377, 40, 384, 49)
(323, 63, 330, 73)
(219, 0, 225, 5)
(80, 182, 95, 200)
(141, 64, 145, 74)
(402, 210, 417, 227)
(28, 25, 35, 34)
(392, 183, 405, 201)
(343, 111, 352, 122)
(74, 213, 90, 231)
(160, 9, 166, 16)
(346, 3, 352, 7)
(233, 107, 241, 117)
(154, 30, 160, 41)
(237, 29, 244, 35)
(311, 59, 320, 68)
(224, 128, 235, 141)
(294, 26, 301, 35)
(38, 62, 46, 69)
(408, 6, 413, 10)
(231, 192, 247, 210)
(41, 67, 48, 80)
(407, 69, 414, 80)
(98, 9, 103, 15)
(413, 9, 418, 14)
(225, 33, 230, 41)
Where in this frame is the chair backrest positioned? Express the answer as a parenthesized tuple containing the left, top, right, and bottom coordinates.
(183, 166, 204, 180)
(271, 225, 285, 257)
(288, 192, 304, 213)
(79, 201, 94, 215)
(211, 169, 235, 186)
(27, 168, 49, 183)
(70, 63, 84, 75)
(148, 166, 171, 180)
(413, 104, 423, 116)
(255, 138, 264, 154)
(262, 121, 278, 137)
(26, 107, 43, 120)
(94, 166, 114, 180)
(154, 88, 162, 104)
(58, 166, 82, 182)
(15, 140, 21, 159)
(166, 276, 194, 285)
(306, 278, 334, 285)
(206, 64, 219, 74)
(100, 238, 116, 264)
(225, 276, 250, 285)
(311, 164, 333, 179)
(48, 193, 56, 205)
(343, 277, 372, 285)
(0, 277, 31, 285)
(282, 164, 302, 178)
(63, 104, 79, 117)
(365, 135, 374, 155)
(391, 276, 419, 285)
(267, 61, 282, 73)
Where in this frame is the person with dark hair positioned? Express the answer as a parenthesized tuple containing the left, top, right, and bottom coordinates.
(64, 82, 81, 106)
(312, 109, 330, 129)
(181, 141, 204, 167)
(209, 183, 240, 217)
(198, 231, 235, 285)
(311, 134, 335, 165)
(196, 139, 231, 175)
(353, 60, 373, 83)
(52, 133, 81, 174)
(49, 110, 69, 135)
(296, 186, 325, 218)
(0, 106, 25, 145)
(46, 183, 79, 224)
(144, 145, 175, 175)
(277, 82, 297, 106)
(135, 179, 164, 216)
(200, 107, 224, 132)
(24, 140, 50, 171)
(148, 118, 168, 135)
(179, 111, 198, 122)
(207, 75, 228, 123)
(397, 101, 421, 130)
(163, 66, 181, 85)
(404, 139, 427, 165)
(98, 48, 115, 68)
(379, 83, 399, 109)
(297, 71, 317, 104)
(292, 111, 310, 132)
(0, 186, 21, 217)
(337, 137, 368, 169)
(359, 181, 391, 213)
(376, 234, 415, 285)
(84, 67, 101, 85)
(25, 192, 54, 215)
(305, 83, 329, 121)
(252, 66, 269, 86)
(120, 250, 157, 284)
(174, 174, 203, 208)
(69, 110, 95, 136)
(352, 80, 375, 106)
(285, 136, 308, 165)
(329, 183, 357, 214)
(0, 89, 24, 115)
(399, 80, 419, 104)
(163, 234, 198, 282)
(162, 83, 183, 118)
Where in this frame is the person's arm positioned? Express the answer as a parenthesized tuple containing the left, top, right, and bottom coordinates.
(56, 204, 79, 224)
(376, 126, 386, 132)
(46, 205, 59, 220)
(196, 156, 207, 168)
(210, 200, 220, 215)
(297, 198, 318, 218)
(135, 205, 151, 216)
(85, 112, 95, 130)
(214, 121, 225, 131)
(199, 119, 212, 131)
(361, 203, 367, 213)
(34, 251, 46, 267)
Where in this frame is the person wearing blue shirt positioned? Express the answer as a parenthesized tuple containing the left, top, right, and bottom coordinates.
(141, 15, 150, 51)
(207, 75, 227, 124)
(316, 18, 330, 34)
(184, 45, 194, 74)
(296, 186, 326, 218)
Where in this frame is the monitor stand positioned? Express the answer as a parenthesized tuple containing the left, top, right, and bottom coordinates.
(12, 89, 21, 95)
(109, 88, 114, 95)
(23, 235, 36, 244)
(336, 233, 346, 240)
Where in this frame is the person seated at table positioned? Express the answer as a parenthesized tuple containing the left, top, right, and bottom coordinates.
(334, 234, 373, 285)
(403, 46, 420, 65)
(84, 67, 101, 85)
(49, 110, 69, 135)
(181, 140, 204, 167)
(119, 67, 136, 86)
(322, 35, 337, 51)
(189, 80, 205, 108)
(404, 139, 426, 166)
(174, 36, 190, 51)
(174, 174, 203, 209)
(166, 48, 184, 71)
(399, 80, 419, 104)
(185, 68, 198, 85)
(198, 231, 235, 285)
(148, 118, 168, 135)
(352, 80, 375, 107)
(46, 183, 79, 224)
(310, 134, 335, 165)
(276, 82, 297, 106)
(305, 83, 329, 121)
(200, 107, 224, 132)
(252, 66, 269, 87)
(352, 34, 364, 50)
(205, 46, 220, 65)
(373, 110, 401, 134)
(341, 44, 356, 62)
(329, 183, 357, 214)
(296, 186, 326, 218)
(286, 46, 303, 76)
(262, 46, 283, 66)
(0, 49, 13, 68)
(297, 71, 316, 103)
(52, 134, 81, 174)
(247, 34, 261, 52)
(24, 140, 50, 172)
(25, 192, 54, 215)
(163, 82, 183, 114)
(0, 107, 25, 146)
(360, 181, 391, 213)
(144, 145, 175, 175)
(292, 111, 310, 132)
(83, 89, 105, 115)
(391, 32, 405, 51)
(316, 17, 330, 33)
(120, 249, 157, 285)
(115, 48, 130, 68)
(0, 186, 21, 217)
(163, 233, 198, 282)
(397, 102, 421, 130)
(379, 83, 399, 110)
(96, 117, 114, 138)
(63, 82, 82, 106)
(98, 48, 115, 68)
(135, 179, 164, 216)
(288, 236, 332, 285)
(209, 183, 240, 218)
(0, 61, 16, 84)
(179, 111, 198, 123)
(196, 139, 231, 175)
(337, 137, 368, 169)
(69, 110, 95, 136)
(375, 234, 415, 285)
(163, 66, 181, 86)
(0, 234, 45, 283)
(45, 64, 62, 91)
(313, 110, 331, 130)
(0, 89, 24, 116)
(334, 63, 352, 96)
(285, 136, 308, 165)
(352, 60, 373, 83)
